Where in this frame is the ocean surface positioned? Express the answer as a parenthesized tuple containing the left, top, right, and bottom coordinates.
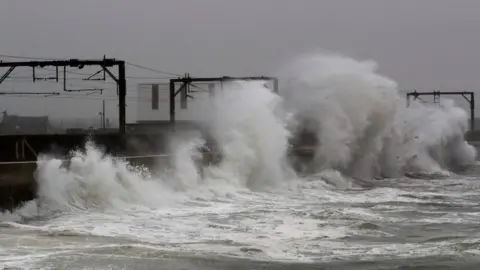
(1, 166, 480, 269)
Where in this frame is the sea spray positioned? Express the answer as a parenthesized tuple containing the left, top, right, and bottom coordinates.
(166, 136, 205, 191)
(34, 142, 179, 212)
(25, 79, 294, 214)
(392, 99, 476, 173)
(278, 52, 476, 179)
(200, 80, 294, 190)
(279, 53, 399, 179)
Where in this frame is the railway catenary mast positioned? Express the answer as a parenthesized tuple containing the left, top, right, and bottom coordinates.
(0, 58, 127, 133)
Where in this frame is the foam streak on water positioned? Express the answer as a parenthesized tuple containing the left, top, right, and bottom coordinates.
(1, 53, 479, 270)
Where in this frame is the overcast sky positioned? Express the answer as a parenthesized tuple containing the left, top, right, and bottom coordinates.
(1, 0, 479, 124)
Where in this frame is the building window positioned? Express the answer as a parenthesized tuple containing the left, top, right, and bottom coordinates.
(151, 84, 159, 110)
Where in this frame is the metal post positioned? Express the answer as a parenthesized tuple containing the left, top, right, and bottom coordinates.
(102, 99, 106, 129)
(169, 80, 175, 124)
(118, 61, 126, 134)
(471, 93, 475, 131)
(99, 112, 103, 129)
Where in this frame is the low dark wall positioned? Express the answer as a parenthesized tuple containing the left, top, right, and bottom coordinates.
(0, 151, 217, 211)
(0, 133, 167, 162)
(0, 163, 37, 211)
(465, 130, 480, 142)
(0, 132, 168, 211)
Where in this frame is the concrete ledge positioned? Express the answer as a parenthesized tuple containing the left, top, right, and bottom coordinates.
(465, 130, 480, 142)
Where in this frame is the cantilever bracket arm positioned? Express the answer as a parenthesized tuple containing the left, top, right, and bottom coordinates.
(174, 83, 187, 98)
(0, 66, 16, 85)
(63, 66, 103, 93)
(84, 69, 106, 81)
(101, 65, 118, 83)
(461, 93, 473, 103)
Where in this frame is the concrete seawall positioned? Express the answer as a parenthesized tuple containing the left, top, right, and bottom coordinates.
(0, 155, 172, 211)
(0, 132, 169, 210)
(465, 129, 480, 158)
(465, 130, 480, 142)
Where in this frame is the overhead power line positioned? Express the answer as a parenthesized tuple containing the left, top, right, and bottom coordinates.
(0, 93, 177, 103)
(0, 54, 59, 61)
(125, 61, 181, 77)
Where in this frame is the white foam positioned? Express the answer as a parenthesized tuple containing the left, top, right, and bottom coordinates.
(35, 142, 182, 213)
(201, 80, 294, 190)
(279, 53, 476, 179)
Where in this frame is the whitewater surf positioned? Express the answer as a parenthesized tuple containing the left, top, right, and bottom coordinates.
(1, 53, 479, 270)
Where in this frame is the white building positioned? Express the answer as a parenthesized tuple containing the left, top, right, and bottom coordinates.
(136, 82, 217, 123)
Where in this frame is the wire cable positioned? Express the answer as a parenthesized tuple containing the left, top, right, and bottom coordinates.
(125, 61, 181, 77)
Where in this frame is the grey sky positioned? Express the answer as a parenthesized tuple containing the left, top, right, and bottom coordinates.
(1, 0, 480, 123)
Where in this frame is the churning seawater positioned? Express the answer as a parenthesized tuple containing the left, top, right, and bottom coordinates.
(1, 53, 479, 269)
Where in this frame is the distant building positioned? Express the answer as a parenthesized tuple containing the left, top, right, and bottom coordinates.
(136, 83, 215, 123)
(0, 113, 55, 135)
